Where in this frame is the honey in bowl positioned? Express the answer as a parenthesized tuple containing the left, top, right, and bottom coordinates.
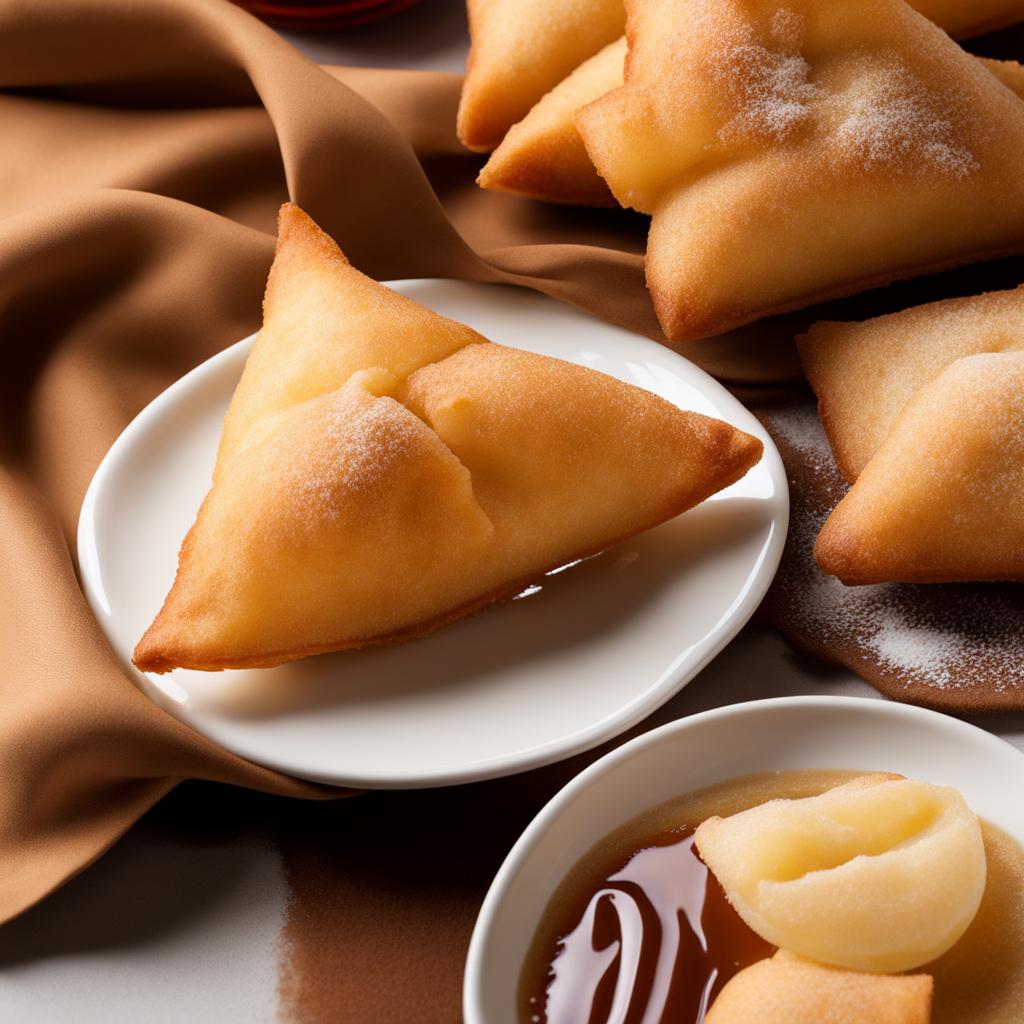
(519, 770, 1024, 1024)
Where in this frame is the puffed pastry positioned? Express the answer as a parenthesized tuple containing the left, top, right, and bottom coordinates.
(694, 774, 986, 973)
(481, 52, 1024, 208)
(814, 351, 1024, 585)
(478, 38, 625, 207)
(799, 285, 1024, 483)
(459, 0, 1024, 156)
(576, 0, 1024, 342)
(133, 204, 763, 673)
(704, 950, 933, 1024)
(456, 0, 625, 152)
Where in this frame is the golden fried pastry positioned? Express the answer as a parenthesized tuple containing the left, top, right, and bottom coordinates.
(705, 950, 933, 1024)
(799, 285, 1024, 483)
(814, 351, 1024, 584)
(481, 36, 1024, 209)
(576, 0, 1024, 342)
(457, 0, 625, 152)
(133, 204, 762, 673)
(695, 774, 986, 973)
(478, 38, 624, 206)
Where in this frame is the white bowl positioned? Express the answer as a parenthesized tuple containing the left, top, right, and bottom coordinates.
(77, 280, 787, 789)
(464, 695, 1024, 1023)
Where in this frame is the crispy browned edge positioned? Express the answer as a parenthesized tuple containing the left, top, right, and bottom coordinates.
(814, 516, 1024, 587)
(455, 0, 497, 152)
(477, 158, 617, 207)
(652, 239, 1024, 344)
(794, 321, 863, 485)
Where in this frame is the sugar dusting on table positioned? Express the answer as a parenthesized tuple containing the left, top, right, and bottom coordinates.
(763, 405, 1024, 699)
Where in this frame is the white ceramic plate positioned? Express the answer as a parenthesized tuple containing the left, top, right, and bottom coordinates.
(464, 695, 1024, 1023)
(77, 281, 787, 789)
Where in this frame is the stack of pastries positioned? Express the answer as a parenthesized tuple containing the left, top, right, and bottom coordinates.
(458, 0, 1024, 592)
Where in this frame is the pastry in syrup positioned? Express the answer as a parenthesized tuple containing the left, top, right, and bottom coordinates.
(694, 774, 986, 972)
(576, 0, 1024, 342)
(133, 204, 762, 673)
(704, 949, 933, 1024)
(521, 770, 1024, 1023)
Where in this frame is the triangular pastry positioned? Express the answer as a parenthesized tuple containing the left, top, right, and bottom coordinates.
(576, 0, 1024, 342)
(133, 204, 762, 673)
(814, 351, 1024, 584)
(482, 53, 1024, 208)
(457, 0, 625, 152)
(799, 284, 1024, 483)
(705, 951, 933, 1024)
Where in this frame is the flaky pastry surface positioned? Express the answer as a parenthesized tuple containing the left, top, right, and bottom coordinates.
(479, 38, 625, 206)
(483, 52, 1024, 212)
(457, 0, 624, 152)
(459, 0, 1023, 157)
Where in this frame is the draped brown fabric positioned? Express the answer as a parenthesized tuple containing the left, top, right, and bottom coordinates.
(0, 0, 724, 927)
(0, 0, 1020, 933)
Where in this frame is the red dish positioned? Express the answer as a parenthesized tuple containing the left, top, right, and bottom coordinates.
(234, 0, 422, 29)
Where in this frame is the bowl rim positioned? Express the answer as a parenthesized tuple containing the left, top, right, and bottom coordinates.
(463, 693, 1024, 1021)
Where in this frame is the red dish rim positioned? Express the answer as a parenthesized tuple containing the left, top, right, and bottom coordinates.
(234, 0, 421, 29)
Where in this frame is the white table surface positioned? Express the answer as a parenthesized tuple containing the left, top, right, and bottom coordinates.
(3, 4, 1022, 1021)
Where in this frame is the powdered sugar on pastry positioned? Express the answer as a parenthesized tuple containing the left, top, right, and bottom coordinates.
(718, 11, 820, 143)
(831, 55, 978, 177)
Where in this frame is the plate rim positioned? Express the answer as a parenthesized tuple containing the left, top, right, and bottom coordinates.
(77, 279, 790, 789)
(462, 693, 1024, 1023)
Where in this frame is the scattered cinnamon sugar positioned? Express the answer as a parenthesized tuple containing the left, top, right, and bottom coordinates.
(759, 403, 1024, 709)
(718, 8, 819, 143)
(831, 56, 978, 177)
(708, 6, 979, 178)
(292, 387, 425, 525)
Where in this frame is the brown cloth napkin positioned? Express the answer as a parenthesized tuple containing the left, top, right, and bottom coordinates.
(0, 0, 797, 927)
(0, 0, 1021, 935)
